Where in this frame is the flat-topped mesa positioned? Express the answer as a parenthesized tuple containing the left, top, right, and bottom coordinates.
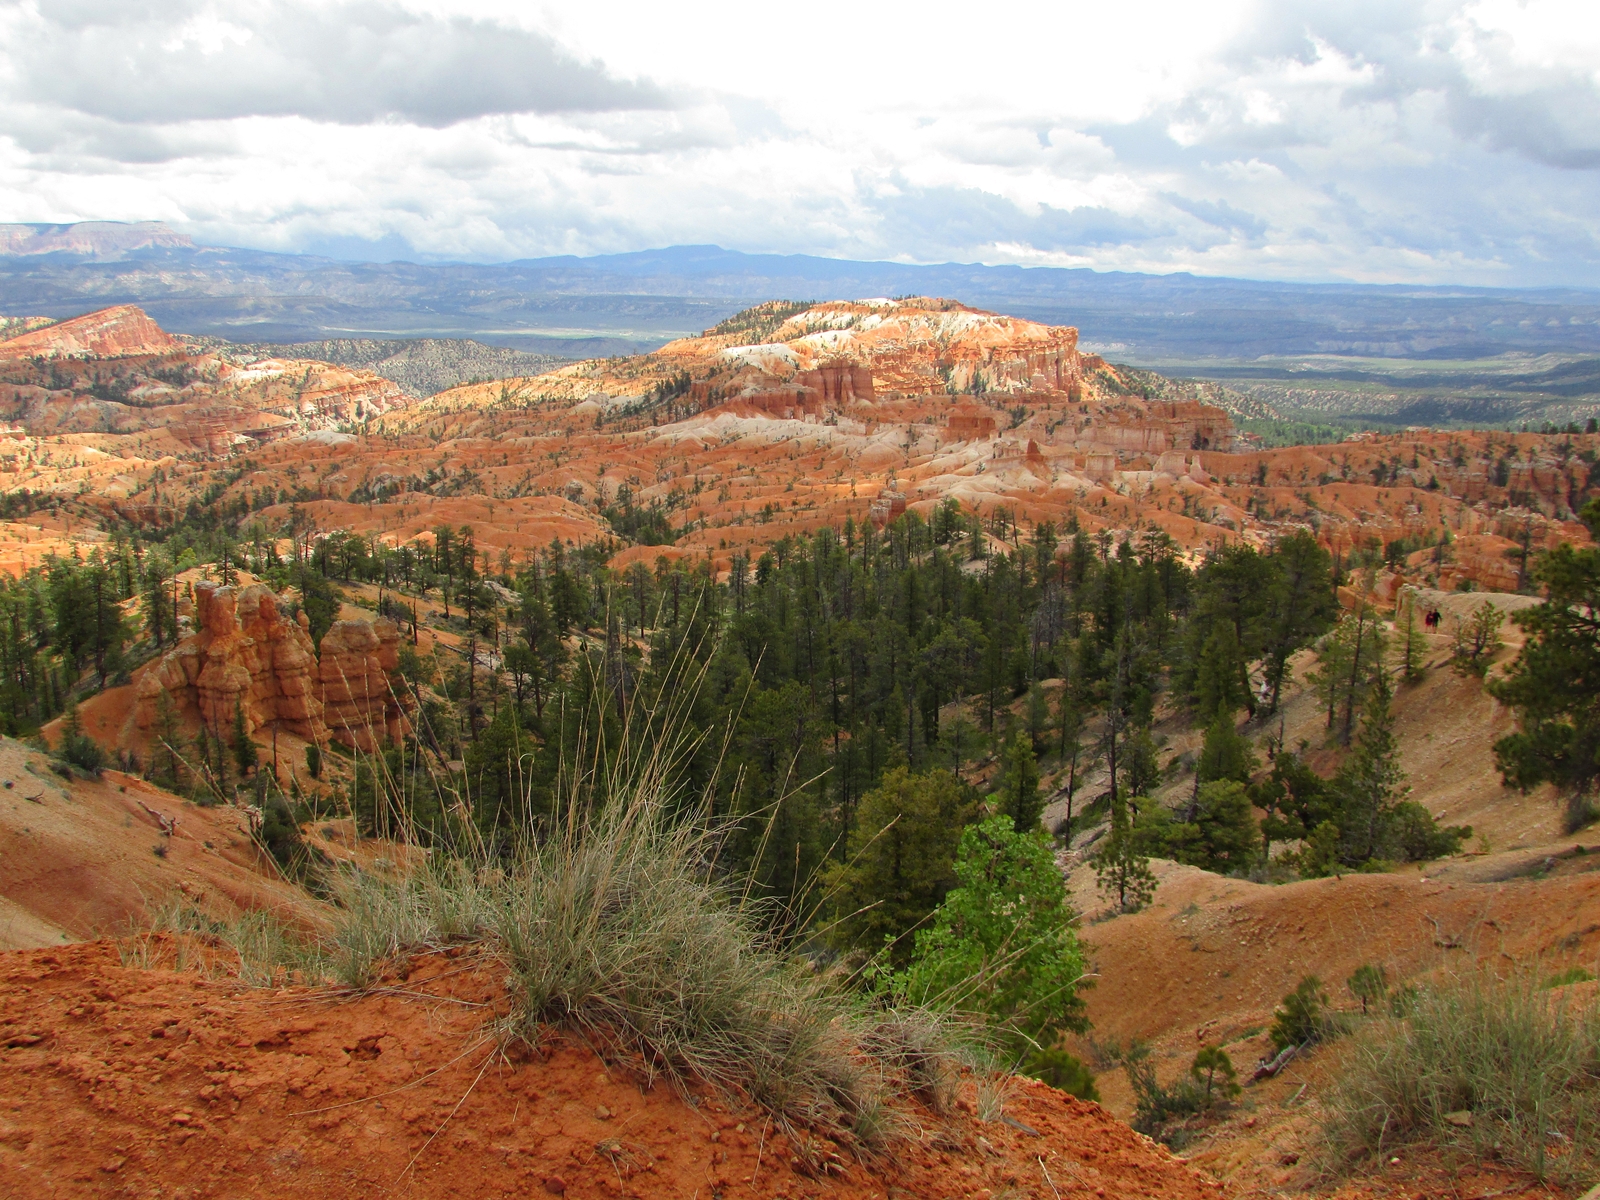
(0, 304, 179, 361)
(135, 582, 413, 752)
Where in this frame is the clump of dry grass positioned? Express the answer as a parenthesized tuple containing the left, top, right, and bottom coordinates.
(1322, 966, 1600, 1184)
(153, 740, 977, 1146)
(316, 769, 976, 1144)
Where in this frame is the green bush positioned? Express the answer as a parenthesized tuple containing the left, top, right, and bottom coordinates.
(54, 700, 105, 775)
(1023, 1047, 1100, 1102)
(1190, 1044, 1240, 1106)
(894, 815, 1090, 1059)
(1124, 1042, 1240, 1137)
(1543, 966, 1595, 989)
(58, 730, 105, 774)
(1271, 975, 1332, 1050)
(1348, 964, 1388, 1015)
(1324, 968, 1600, 1184)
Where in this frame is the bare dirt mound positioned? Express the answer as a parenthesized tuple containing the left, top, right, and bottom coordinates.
(1069, 855, 1600, 1198)
(0, 737, 312, 951)
(0, 942, 1219, 1200)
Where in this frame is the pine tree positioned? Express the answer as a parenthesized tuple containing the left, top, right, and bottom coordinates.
(825, 767, 972, 964)
(231, 700, 257, 780)
(1347, 963, 1388, 1015)
(1190, 1045, 1240, 1106)
(1092, 822, 1158, 913)
(1331, 671, 1408, 864)
(194, 724, 219, 798)
(1025, 682, 1050, 753)
(1203, 707, 1256, 781)
(1118, 726, 1161, 800)
(151, 689, 183, 788)
(142, 554, 177, 648)
(1393, 588, 1429, 682)
(999, 728, 1043, 833)
(1189, 705, 1258, 819)
(1259, 531, 1336, 712)
(1190, 781, 1261, 874)
(1491, 500, 1600, 832)
(61, 697, 82, 743)
(1309, 607, 1385, 743)
(1194, 623, 1249, 717)
(1451, 601, 1504, 676)
(1055, 692, 1084, 837)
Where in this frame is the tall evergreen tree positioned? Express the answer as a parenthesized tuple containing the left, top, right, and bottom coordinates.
(1492, 500, 1600, 832)
(826, 767, 972, 965)
(998, 729, 1043, 833)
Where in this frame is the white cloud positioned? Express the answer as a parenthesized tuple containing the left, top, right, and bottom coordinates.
(0, 0, 1595, 284)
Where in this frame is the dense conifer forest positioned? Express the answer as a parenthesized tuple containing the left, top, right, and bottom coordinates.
(0, 490, 1493, 954)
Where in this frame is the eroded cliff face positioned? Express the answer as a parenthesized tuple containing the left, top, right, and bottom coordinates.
(318, 618, 411, 751)
(135, 581, 410, 752)
(0, 301, 1591, 603)
(0, 304, 179, 361)
(0, 305, 406, 452)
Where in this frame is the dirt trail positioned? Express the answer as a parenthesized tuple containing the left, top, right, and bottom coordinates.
(0, 942, 1220, 1200)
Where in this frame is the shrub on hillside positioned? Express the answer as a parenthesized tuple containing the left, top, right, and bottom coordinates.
(1324, 968, 1600, 1184)
(54, 702, 105, 775)
(1023, 1047, 1100, 1102)
(1271, 976, 1334, 1051)
(894, 815, 1090, 1059)
(1124, 1042, 1241, 1138)
(305, 760, 978, 1143)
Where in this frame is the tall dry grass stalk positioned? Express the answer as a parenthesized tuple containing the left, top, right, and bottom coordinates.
(1323, 966, 1600, 1183)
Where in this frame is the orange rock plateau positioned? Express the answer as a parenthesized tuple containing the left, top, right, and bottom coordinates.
(0, 298, 1590, 588)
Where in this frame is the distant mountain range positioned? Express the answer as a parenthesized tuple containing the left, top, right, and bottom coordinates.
(2, 222, 1599, 365)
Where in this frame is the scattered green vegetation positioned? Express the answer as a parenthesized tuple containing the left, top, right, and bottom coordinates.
(1123, 1040, 1243, 1139)
(1543, 966, 1595, 989)
(1324, 968, 1600, 1184)
(1271, 976, 1335, 1051)
(1236, 416, 1389, 447)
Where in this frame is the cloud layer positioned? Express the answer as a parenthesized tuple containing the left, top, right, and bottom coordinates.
(0, 0, 1597, 286)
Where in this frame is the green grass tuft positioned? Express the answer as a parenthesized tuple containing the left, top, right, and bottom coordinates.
(1323, 967, 1600, 1183)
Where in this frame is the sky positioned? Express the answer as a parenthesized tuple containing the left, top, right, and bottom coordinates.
(1, 0, 1598, 286)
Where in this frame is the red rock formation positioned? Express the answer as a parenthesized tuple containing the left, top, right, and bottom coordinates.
(136, 581, 326, 743)
(0, 305, 179, 361)
(318, 618, 411, 751)
(740, 390, 824, 419)
(869, 490, 908, 528)
(947, 405, 997, 439)
(135, 582, 413, 754)
(793, 361, 874, 404)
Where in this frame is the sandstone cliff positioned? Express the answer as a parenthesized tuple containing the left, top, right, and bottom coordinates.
(0, 304, 180, 361)
(135, 581, 410, 753)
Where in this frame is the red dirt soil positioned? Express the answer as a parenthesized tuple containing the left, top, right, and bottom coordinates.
(0, 736, 313, 952)
(0, 941, 1221, 1200)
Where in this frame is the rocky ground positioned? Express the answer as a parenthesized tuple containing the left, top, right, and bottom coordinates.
(0, 941, 1219, 1200)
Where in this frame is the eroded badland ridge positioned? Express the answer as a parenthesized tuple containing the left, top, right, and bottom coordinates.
(0, 299, 1597, 1200)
